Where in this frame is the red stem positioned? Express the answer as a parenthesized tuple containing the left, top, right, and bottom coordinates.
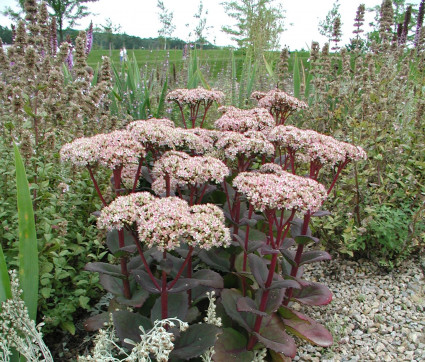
(167, 247, 194, 290)
(131, 157, 144, 193)
(161, 251, 168, 319)
(130, 230, 161, 290)
(87, 166, 107, 206)
(327, 160, 349, 195)
(242, 205, 254, 296)
(177, 103, 187, 128)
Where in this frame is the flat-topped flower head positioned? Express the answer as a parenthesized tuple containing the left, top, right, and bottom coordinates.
(173, 128, 214, 154)
(250, 91, 267, 101)
(152, 152, 229, 195)
(95, 130, 146, 170)
(233, 171, 327, 213)
(187, 204, 231, 250)
(60, 134, 103, 167)
(215, 131, 275, 161)
(258, 163, 285, 175)
(166, 87, 224, 105)
(97, 192, 155, 231)
(253, 89, 308, 125)
(269, 126, 366, 167)
(127, 120, 177, 149)
(137, 197, 191, 251)
(214, 107, 275, 133)
(185, 127, 219, 146)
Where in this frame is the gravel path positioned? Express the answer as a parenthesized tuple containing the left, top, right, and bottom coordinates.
(293, 255, 425, 361)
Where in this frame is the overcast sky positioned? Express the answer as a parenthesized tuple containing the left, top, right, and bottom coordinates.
(0, 0, 422, 50)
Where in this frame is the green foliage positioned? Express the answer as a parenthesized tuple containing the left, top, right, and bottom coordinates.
(14, 143, 38, 321)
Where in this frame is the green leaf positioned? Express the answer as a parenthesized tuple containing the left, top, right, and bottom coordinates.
(61, 321, 76, 335)
(14, 143, 38, 321)
(0, 245, 12, 304)
(213, 328, 254, 362)
(171, 324, 221, 360)
(293, 52, 301, 99)
(221, 289, 254, 332)
(263, 54, 277, 83)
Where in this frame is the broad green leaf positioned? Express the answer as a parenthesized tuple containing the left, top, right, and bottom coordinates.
(14, 143, 38, 321)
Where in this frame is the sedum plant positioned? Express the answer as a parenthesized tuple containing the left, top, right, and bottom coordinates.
(60, 85, 366, 360)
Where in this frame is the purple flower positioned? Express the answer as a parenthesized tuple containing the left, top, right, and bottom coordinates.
(86, 21, 93, 55)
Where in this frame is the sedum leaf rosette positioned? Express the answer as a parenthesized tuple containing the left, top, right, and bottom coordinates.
(233, 171, 327, 213)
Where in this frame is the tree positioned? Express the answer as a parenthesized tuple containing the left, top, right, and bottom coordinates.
(97, 18, 122, 56)
(46, 0, 98, 42)
(191, 0, 212, 49)
(221, 0, 285, 60)
(318, 0, 342, 43)
(157, 0, 175, 50)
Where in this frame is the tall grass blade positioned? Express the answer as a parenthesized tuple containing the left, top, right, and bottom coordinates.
(14, 143, 38, 322)
(0, 244, 12, 303)
(231, 50, 237, 105)
(155, 76, 168, 118)
(293, 52, 301, 99)
(263, 54, 277, 84)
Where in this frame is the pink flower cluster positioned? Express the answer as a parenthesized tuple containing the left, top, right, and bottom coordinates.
(215, 107, 276, 133)
(60, 130, 145, 169)
(258, 163, 285, 175)
(166, 87, 224, 105)
(96, 130, 146, 170)
(137, 197, 231, 251)
(152, 151, 229, 195)
(233, 171, 327, 213)
(269, 126, 367, 167)
(256, 89, 308, 112)
(215, 131, 275, 161)
(128, 120, 212, 155)
(97, 192, 155, 231)
(187, 204, 232, 250)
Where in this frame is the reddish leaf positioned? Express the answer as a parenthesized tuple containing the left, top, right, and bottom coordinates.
(279, 307, 333, 347)
(255, 314, 296, 357)
(299, 250, 331, 266)
(221, 289, 255, 332)
(84, 312, 109, 331)
(237, 297, 268, 316)
(292, 279, 332, 306)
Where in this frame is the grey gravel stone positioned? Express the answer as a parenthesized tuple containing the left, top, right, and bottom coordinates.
(294, 255, 425, 361)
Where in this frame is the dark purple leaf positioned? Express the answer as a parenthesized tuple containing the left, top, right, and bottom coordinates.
(167, 278, 200, 293)
(221, 289, 255, 332)
(116, 288, 149, 308)
(255, 288, 285, 314)
(171, 324, 221, 360)
(268, 279, 300, 290)
(192, 269, 224, 288)
(311, 210, 331, 217)
(198, 249, 230, 272)
(292, 279, 333, 306)
(255, 314, 296, 357)
(299, 251, 331, 266)
(237, 297, 268, 316)
(83, 312, 109, 331)
(279, 307, 333, 346)
(151, 292, 188, 322)
(280, 237, 295, 250)
(85, 262, 123, 278)
(106, 228, 135, 254)
(290, 218, 312, 237)
(280, 249, 296, 266)
(213, 328, 254, 362)
(99, 274, 123, 295)
(131, 269, 160, 294)
(260, 244, 280, 255)
(248, 254, 269, 289)
(113, 311, 152, 348)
